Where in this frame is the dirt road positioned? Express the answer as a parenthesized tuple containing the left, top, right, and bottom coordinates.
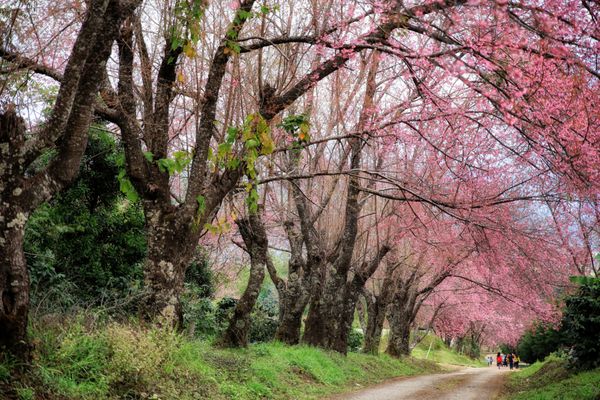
(335, 367, 508, 400)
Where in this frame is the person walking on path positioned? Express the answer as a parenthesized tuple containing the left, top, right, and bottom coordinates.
(514, 354, 520, 369)
(508, 353, 514, 370)
(496, 353, 502, 370)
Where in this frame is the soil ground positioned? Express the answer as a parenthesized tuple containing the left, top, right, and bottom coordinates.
(332, 366, 509, 400)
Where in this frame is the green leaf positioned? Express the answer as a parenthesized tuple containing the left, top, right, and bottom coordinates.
(226, 127, 238, 143)
(226, 157, 241, 170)
(143, 151, 154, 162)
(237, 9, 252, 20)
(245, 139, 259, 149)
(217, 143, 232, 160)
(196, 195, 206, 215)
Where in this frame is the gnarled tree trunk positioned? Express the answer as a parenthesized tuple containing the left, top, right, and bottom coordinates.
(0, 211, 30, 359)
(219, 214, 268, 347)
(0, 0, 139, 360)
(141, 206, 197, 325)
(386, 273, 419, 357)
(362, 261, 397, 354)
(274, 270, 312, 345)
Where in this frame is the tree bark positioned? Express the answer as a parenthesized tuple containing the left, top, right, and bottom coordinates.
(219, 214, 268, 347)
(362, 262, 397, 354)
(140, 205, 197, 325)
(363, 303, 386, 354)
(274, 272, 311, 345)
(0, 217, 30, 360)
(386, 319, 412, 357)
(386, 278, 419, 357)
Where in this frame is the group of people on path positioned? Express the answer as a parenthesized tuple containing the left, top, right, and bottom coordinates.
(488, 352, 520, 370)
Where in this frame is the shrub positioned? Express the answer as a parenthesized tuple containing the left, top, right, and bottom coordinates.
(561, 276, 600, 370)
(181, 249, 218, 337)
(348, 330, 364, 352)
(184, 249, 214, 298)
(516, 323, 563, 364)
(25, 128, 146, 310)
(249, 306, 278, 343)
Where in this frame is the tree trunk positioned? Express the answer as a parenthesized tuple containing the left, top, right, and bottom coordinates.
(363, 294, 387, 355)
(141, 206, 196, 325)
(302, 264, 332, 348)
(304, 269, 353, 353)
(219, 214, 267, 347)
(386, 281, 418, 357)
(386, 320, 411, 357)
(274, 274, 311, 345)
(0, 218, 30, 360)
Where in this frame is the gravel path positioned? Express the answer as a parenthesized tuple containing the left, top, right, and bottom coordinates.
(333, 367, 508, 400)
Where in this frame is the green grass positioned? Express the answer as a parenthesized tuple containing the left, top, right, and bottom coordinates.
(409, 334, 486, 367)
(1, 318, 439, 400)
(505, 354, 600, 400)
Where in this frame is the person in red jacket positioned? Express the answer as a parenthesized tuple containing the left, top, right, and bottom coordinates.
(496, 352, 503, 369)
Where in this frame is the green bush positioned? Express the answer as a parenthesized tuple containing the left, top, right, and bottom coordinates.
(25, 128, 146, 310)
(181, 249, 218, 337)
(561, 277, 600, 370)
(347, 330, 364, 352)
(516, 323, 564, 364)
(249, 286, 279, 343)
(185, 249, 214, 298)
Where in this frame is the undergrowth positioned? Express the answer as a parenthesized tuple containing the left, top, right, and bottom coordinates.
(505, 354, 600, 400)
(1, 316, 439, 400)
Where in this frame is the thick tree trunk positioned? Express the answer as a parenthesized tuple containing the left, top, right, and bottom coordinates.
(141, 206, 196, 325)
(275, 275, 311, 345)
(333, 288, 360, 353)
(0, 219, 30, 360)
(386, 320, 411, 357)
(386, 283, 418, 357)
(363, 295, 387, 355)
(219, 214, 267, 347)
(302, 264, 331, 348)
(304, 270, 353, 353)
(363, 262, 395, 355)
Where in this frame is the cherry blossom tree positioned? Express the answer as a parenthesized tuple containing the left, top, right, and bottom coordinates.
(0, 0, 140, 360)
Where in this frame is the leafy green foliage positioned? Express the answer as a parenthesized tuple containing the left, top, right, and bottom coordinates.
(347, 330, 364, 352)
(211, 113, 275, 214)
(515, 323, 564, 364)
(248, 286, 279, 343)
(181, 250, 220, 337)
(279, 114, 310, 150)
(561, 276, 600, 370)
(115, 154, 139, 202)
(25, 129, 146, 307)
(170, 0, 205, 61)
(157, 150, 192, 175)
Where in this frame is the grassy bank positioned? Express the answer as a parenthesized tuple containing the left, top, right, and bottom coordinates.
(406, 334, 485, 367)
(1, 318, 439, 400)
(504, 354, 600, 400)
